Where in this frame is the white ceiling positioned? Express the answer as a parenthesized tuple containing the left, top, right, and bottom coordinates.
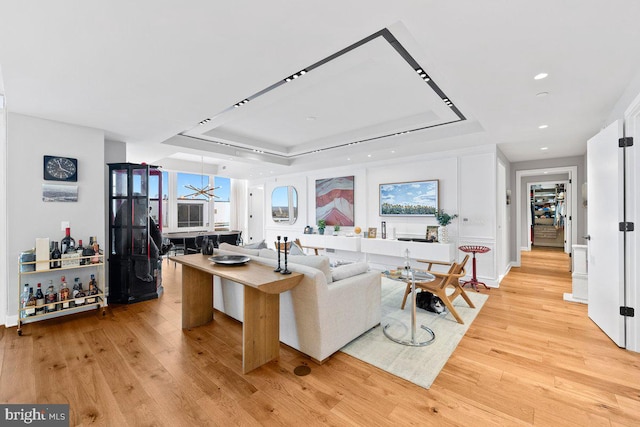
(2, 1, 640, 178)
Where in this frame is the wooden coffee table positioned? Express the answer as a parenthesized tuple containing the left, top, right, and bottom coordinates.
(170, 254, 303, 373)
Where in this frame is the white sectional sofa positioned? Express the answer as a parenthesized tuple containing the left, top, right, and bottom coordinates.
(213, 243, 381, 363)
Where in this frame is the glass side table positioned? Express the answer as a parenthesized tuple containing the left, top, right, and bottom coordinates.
(382, 268, 437, 346)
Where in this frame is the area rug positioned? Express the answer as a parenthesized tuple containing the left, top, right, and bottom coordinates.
(340, 277, 489, 389)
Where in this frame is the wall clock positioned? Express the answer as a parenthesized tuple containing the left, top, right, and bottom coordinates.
(43, 155, 78, 182)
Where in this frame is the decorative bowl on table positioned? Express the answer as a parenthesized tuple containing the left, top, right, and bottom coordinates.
(208, 255, 251, 265)
(384, 269, 410, 280)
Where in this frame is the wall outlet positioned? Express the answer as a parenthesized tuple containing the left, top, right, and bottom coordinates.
(61, 221, 70, 231)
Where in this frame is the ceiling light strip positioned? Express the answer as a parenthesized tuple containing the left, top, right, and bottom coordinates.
(215, 28, 465, 123)
(188, 28, 467, 152)
(183, 115, 465, 160)
(379, 30, 465, 121)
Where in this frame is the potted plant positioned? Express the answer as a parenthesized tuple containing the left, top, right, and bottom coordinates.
(435, 210, 458, 243)
(333, 224, 341, 235)
(317, 219, 326, 235)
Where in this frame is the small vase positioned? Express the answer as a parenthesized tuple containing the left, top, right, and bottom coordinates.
(438, 225, 449, 243)
(319, 228, 325, 235)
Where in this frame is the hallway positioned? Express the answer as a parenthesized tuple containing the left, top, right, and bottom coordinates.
(435, 247, 640, 425)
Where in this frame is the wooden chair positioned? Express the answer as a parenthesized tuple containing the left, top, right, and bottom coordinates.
(400, 255, 474, 324)
(274, 238, 302, 253)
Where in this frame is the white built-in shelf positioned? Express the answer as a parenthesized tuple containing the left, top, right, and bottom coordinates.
(298, 234, 455, 263)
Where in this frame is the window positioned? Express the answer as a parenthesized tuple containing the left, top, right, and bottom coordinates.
(176, 173, 210, 229)
(159, 171, 232, 232)
(214, 176, 231, 230)
(177, 201, 204, 228)
(161, 171, 169, 229)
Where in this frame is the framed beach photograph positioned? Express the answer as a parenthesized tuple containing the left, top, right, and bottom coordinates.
(426, 225, 439, 242)
(379, 179, 438, 216)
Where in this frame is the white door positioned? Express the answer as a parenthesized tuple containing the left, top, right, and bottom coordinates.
(564, 179, 572, 254)
(587, 120, 625, 347)
(625, 94, 640, 352)
(497, 161, 507, 278)
(247, 186, 264, 244)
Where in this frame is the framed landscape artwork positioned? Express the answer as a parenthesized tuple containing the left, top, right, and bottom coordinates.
(379, 180, 438, 216)
(42, 184, 78, 202)
(316, 175, 355, 226)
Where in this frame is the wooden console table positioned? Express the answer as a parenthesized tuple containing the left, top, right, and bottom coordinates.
(170, 254, 303, 373)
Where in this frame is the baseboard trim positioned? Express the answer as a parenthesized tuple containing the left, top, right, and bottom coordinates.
(5, 314, 18, 328)
(563, 293, 588, 304)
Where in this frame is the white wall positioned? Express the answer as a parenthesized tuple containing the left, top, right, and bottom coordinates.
(254, 145, 502, 285)
(0, 82, 7, 326)
(458, 152, 497, 280)
(4, 114, 106, 325)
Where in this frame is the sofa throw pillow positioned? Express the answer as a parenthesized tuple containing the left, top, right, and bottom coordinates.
(218, 242, 260, 256)
(289, 241, 306, 256)
(331, 262, 369, 282)
(287, 255, 333, 284)
(244, 239, 267, 249)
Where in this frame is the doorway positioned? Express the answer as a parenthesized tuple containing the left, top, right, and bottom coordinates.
(528, 181, 569, 253)
(515, 166, 578, 268)
(247, 185, 264, 245)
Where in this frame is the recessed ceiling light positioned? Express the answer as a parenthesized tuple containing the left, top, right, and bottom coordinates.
(367, 154, 372, 158)
(534, 73, 548, 80)
(347, 157, 351, 161)
(306, 116, 317, 121)
(541, 147, 549, 151)
(391, 150, 396, 154)
(539, 124, 548, 129)
(536, 92, 549, 97)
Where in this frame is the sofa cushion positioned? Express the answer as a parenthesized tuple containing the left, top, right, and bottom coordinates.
(289, 241, 306, 256)
(218, 242, 260, 256)
(243, 239, 267, 249)
(331, 262, 369, 282)
(288, 255, 333, 284)
(258, 248, 278, 259)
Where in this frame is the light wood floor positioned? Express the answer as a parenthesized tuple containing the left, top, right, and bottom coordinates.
(2, 248, 640, 426)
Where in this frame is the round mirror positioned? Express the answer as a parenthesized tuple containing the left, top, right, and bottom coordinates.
(271, 186, 298, 224)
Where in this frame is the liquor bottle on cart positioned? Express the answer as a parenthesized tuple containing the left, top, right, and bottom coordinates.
(50, 242, 61, 269)
(73, 279, 86, 306)
(86, 274, 99, 304)
(35, 283, 45, 315)
(59, 276, 71, 309)
(25, 287, 37, 317)
(21, 284, 31, 318)
(90, 237, 101, 264)
(45, 280, 57, 312)
(82, 240, 95, 265)
(61, 227, 76, 254)
(76, 240, 85, 265)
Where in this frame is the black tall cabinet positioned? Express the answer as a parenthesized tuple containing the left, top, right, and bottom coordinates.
(108, 163, 163, 303)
